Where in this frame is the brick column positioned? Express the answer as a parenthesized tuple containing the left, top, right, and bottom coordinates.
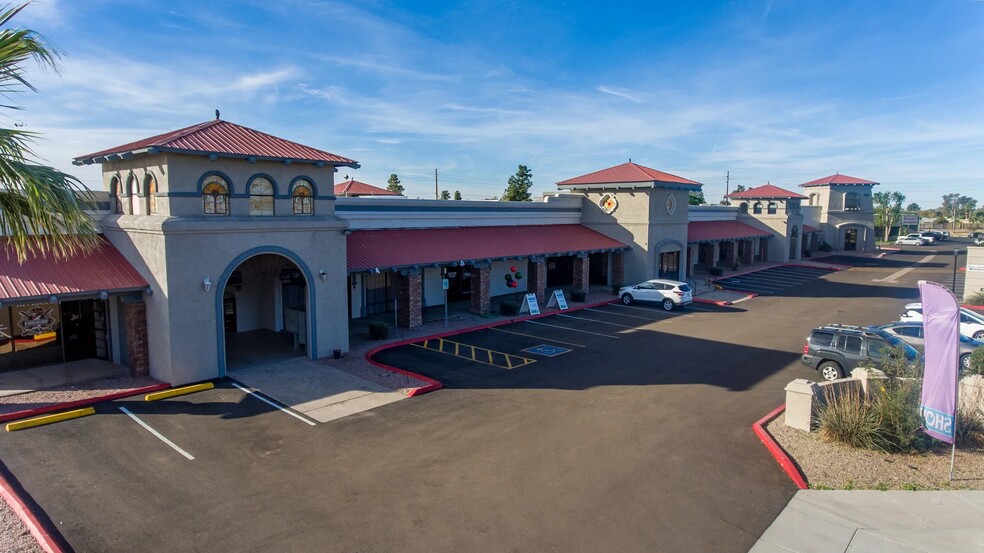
(573, 255, 590, 293)
(397, 271, 422, 328)
(611, 252, 624, 288)
(741, 240, 754, 264)
(725, 241, 737, 266)
(121, 297, 149, 376)
(710, 243, 720, 267)
(527, 259, 547, 303)
(470, 265, 491, 314)
(687, 246, 697, 278)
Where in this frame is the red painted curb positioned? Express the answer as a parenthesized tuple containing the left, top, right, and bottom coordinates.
(963, 305, 984, 312)
(0, 382, 171, 424)
(752, 404, 808, 490)
(365, 298, 618, 396)
(693, 291, 758, 306)
(0, 470, 64, 553)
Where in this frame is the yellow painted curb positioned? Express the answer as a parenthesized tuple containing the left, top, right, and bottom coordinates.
(6, 407, 96, 432)
(145, 382, 214, 401)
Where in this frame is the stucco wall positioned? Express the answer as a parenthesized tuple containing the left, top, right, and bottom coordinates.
(579, 189, 653, 284)
(965, 247, 984, 303)
(337, 194, 582, 229)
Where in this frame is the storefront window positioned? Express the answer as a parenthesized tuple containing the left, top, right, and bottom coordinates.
(0, 299, 109, 372)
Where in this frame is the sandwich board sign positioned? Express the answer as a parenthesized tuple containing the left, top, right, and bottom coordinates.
(520, 293, 540, 315)
(546, 289, 569, 310)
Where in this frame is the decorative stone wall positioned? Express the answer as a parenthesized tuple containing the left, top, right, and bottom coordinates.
(573, 256, 590, 292)
(121, 297, 149, 376)
(470, 265, 491, 314)
(397, 272, 422, 328)
(612, 252, 624, 288)
(528, 259, 547, 302)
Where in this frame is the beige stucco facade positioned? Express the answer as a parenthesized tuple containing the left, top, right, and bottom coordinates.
(803, 183, 876, 252)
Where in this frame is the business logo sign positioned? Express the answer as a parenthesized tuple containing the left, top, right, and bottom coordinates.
(665, 194, 677, 215)
(599, 193, 618, 214)
(17, 305, 58, 337)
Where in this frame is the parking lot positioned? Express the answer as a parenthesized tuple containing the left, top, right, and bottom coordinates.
(712, 264, 838, 295)
(0, 253, 946, 553)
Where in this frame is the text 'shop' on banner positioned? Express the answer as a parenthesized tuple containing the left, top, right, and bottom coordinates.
(917, 280, 960, 444)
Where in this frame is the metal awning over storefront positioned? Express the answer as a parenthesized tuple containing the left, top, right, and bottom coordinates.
(687, 221, 773, 244)
(0, 237, 148, 302)
(346, 224, 629, 272)
(803, 225, 822, 234)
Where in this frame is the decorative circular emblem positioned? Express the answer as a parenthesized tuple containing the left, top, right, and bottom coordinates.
(599, 193, 618, 214)
(665, 193, 677, 215)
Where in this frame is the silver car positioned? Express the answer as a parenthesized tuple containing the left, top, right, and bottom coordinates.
(618, 279, 693, 310)
(871, 322, 982, 371)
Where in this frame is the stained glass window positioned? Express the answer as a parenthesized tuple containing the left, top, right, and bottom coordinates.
(249, 177, 275, 216)
(292, 180, 313, 215)
(128, 174, 140, 215)
(110, 177, 122, 214)
(202, 175, 229, 215)
(146, 174, 158, 214)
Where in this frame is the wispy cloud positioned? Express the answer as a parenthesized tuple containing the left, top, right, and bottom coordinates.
(597, 86, 642, 103)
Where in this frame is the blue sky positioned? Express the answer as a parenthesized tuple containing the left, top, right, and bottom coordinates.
(15, 0, 984, 207)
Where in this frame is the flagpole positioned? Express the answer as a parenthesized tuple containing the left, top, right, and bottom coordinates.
(949, 378, 960, 483)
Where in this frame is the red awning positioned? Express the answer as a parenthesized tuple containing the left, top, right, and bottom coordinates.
(347, 224, 628, 272)
(1, 237, 148, 301)
(803, 225, 821, 233)
(687, 221, 772, 243)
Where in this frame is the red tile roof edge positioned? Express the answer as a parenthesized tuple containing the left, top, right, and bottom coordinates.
(727, 183, 808, 200)
(557, 162, 701, 187)
(799, 173, 879, 187)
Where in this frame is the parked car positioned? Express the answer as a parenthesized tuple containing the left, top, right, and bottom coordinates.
(976, 236, 984, 246)
(900, 303, 984, 340)
(941, 231, 950, 239)
(870, 322, 983, 371)
(801, 324, 919, 381)
(895, 234, 927, 246)
(969, 231, 983, 240)
(918, 232, 937, 243)
(618, 279, 693, 310)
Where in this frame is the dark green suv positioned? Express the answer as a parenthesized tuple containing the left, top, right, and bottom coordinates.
(800, 324, 919, 381)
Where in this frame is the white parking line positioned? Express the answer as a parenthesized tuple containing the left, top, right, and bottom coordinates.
(119, 406, 195, 460)
(230, 381, 318, 426)
(489, 327, 587, 347)
(525, 320, 619, 338)
(585, 307, 672, 321)
(557, 313, 638, 329)
(873, 254, 935, 283)
(609, 303, 674, 314)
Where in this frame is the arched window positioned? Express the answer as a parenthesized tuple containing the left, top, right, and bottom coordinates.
(249, 177, 275, 216)
(790, 225, 799, 237)
(110, 176, 122, 214)
(202, 175, 229, 215)
(752, 202, 763, 214)
(767, 202, 778, 215)
(809, 193, 817, 206)
(128, 174, 140, 215)
(291, 179, 313, 215)
(145, 173, 158, 215)
(738, 202, 748, 214)
(844, 192, 860, 210)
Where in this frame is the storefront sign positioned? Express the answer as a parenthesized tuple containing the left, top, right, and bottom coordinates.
(520, 293, 540, 315)
(17, 304, 58, 337)
(968, 264, 984, 272)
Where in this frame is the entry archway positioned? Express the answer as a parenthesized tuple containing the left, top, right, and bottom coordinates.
(215, 247, 317, 375)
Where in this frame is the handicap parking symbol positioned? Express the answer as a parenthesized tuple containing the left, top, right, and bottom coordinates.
(522, 344, 571, 357)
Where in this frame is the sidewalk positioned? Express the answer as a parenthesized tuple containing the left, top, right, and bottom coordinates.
(749, 490, 984, 552)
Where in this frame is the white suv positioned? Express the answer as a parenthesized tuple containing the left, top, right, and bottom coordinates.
(619, 279, 693, 311)
(900, 303, 984, 340)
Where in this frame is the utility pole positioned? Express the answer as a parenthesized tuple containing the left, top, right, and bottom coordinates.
(434, 169, 439, 200)
(725, 171, 730, 204)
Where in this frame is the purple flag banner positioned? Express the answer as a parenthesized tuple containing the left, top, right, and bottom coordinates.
(918, 280, 960, 444)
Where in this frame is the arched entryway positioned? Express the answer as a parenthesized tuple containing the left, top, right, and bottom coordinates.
(655, 238, 684, 280)
(216, 248, 316, 374)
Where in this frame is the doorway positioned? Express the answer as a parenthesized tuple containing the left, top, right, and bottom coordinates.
(659, 251, 680, 280)
(844, 228, 858, 251)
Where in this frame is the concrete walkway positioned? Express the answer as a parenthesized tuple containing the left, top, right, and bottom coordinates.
(750, 490, 984, 552)
(229, 358, 405, 423)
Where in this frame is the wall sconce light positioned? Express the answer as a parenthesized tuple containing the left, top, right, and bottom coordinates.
(203, 277, 212, 292)
(372, 267, 381, 274)
(459, 260, 465, 267)
(342, 229, 352, 235)
(49, 295, 58, 304)
(99, 291, 109, 300)
(319, 268, 328, 281)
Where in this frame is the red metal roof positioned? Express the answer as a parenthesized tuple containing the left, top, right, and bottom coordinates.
(0, 237, 148, 301)
(803, 225, 821, 233)
(687, 221, 772, 243)
(799, 173, 879, 187)
(334, 179, 400, 197)
(557, 162, 701, 188)
(74, 119, 358, 167)
(347, 225, 627, 271)
(727, 184, 807, 200)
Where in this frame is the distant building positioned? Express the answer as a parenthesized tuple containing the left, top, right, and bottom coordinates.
(800, 173, 879, 252)
(334, 179, 402, 198)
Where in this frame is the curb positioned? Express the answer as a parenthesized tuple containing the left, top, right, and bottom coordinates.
(0, 464, 65, 553)
(0, 382, 171, 424)
(365, 298, 618, 396)
(752, 404, 808, 490)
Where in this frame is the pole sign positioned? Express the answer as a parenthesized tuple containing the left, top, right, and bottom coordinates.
(442, 278, 450, 290)
(901, 214, 919, 226)
(917, 280, 960, 444)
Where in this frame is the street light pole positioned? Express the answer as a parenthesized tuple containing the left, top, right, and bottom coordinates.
(952, 249, 959, 292)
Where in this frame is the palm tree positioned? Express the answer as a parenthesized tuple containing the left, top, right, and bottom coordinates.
(0, 3, 96, 262)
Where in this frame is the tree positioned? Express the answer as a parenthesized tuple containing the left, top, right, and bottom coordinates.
(688, 190, 705, 205)
(501, 164, 533, 202)
(873, 191, 905, 241)
(0, 4, 97, 262)
(453, 190, 462, 200)
(386, 173, 403, 195)
(905, 203, 920, 212)
(439, 189, 450, 200)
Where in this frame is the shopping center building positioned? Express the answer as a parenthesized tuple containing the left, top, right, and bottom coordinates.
(0, 119, 877, 384)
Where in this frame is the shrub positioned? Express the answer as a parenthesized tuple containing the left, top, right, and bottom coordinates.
(965, 291, 984, 306)
(367, 321, 389, 340)
(956, 404, 984, 448)
(870, 378, 930, 452)
(570, 289, 586, 302)
(499, 300, 520, 316)
(968, 347, 984, 376)
(709, 267, 723, 276)
(818, 387, 887, 450)
(819, 241, 833, 252)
